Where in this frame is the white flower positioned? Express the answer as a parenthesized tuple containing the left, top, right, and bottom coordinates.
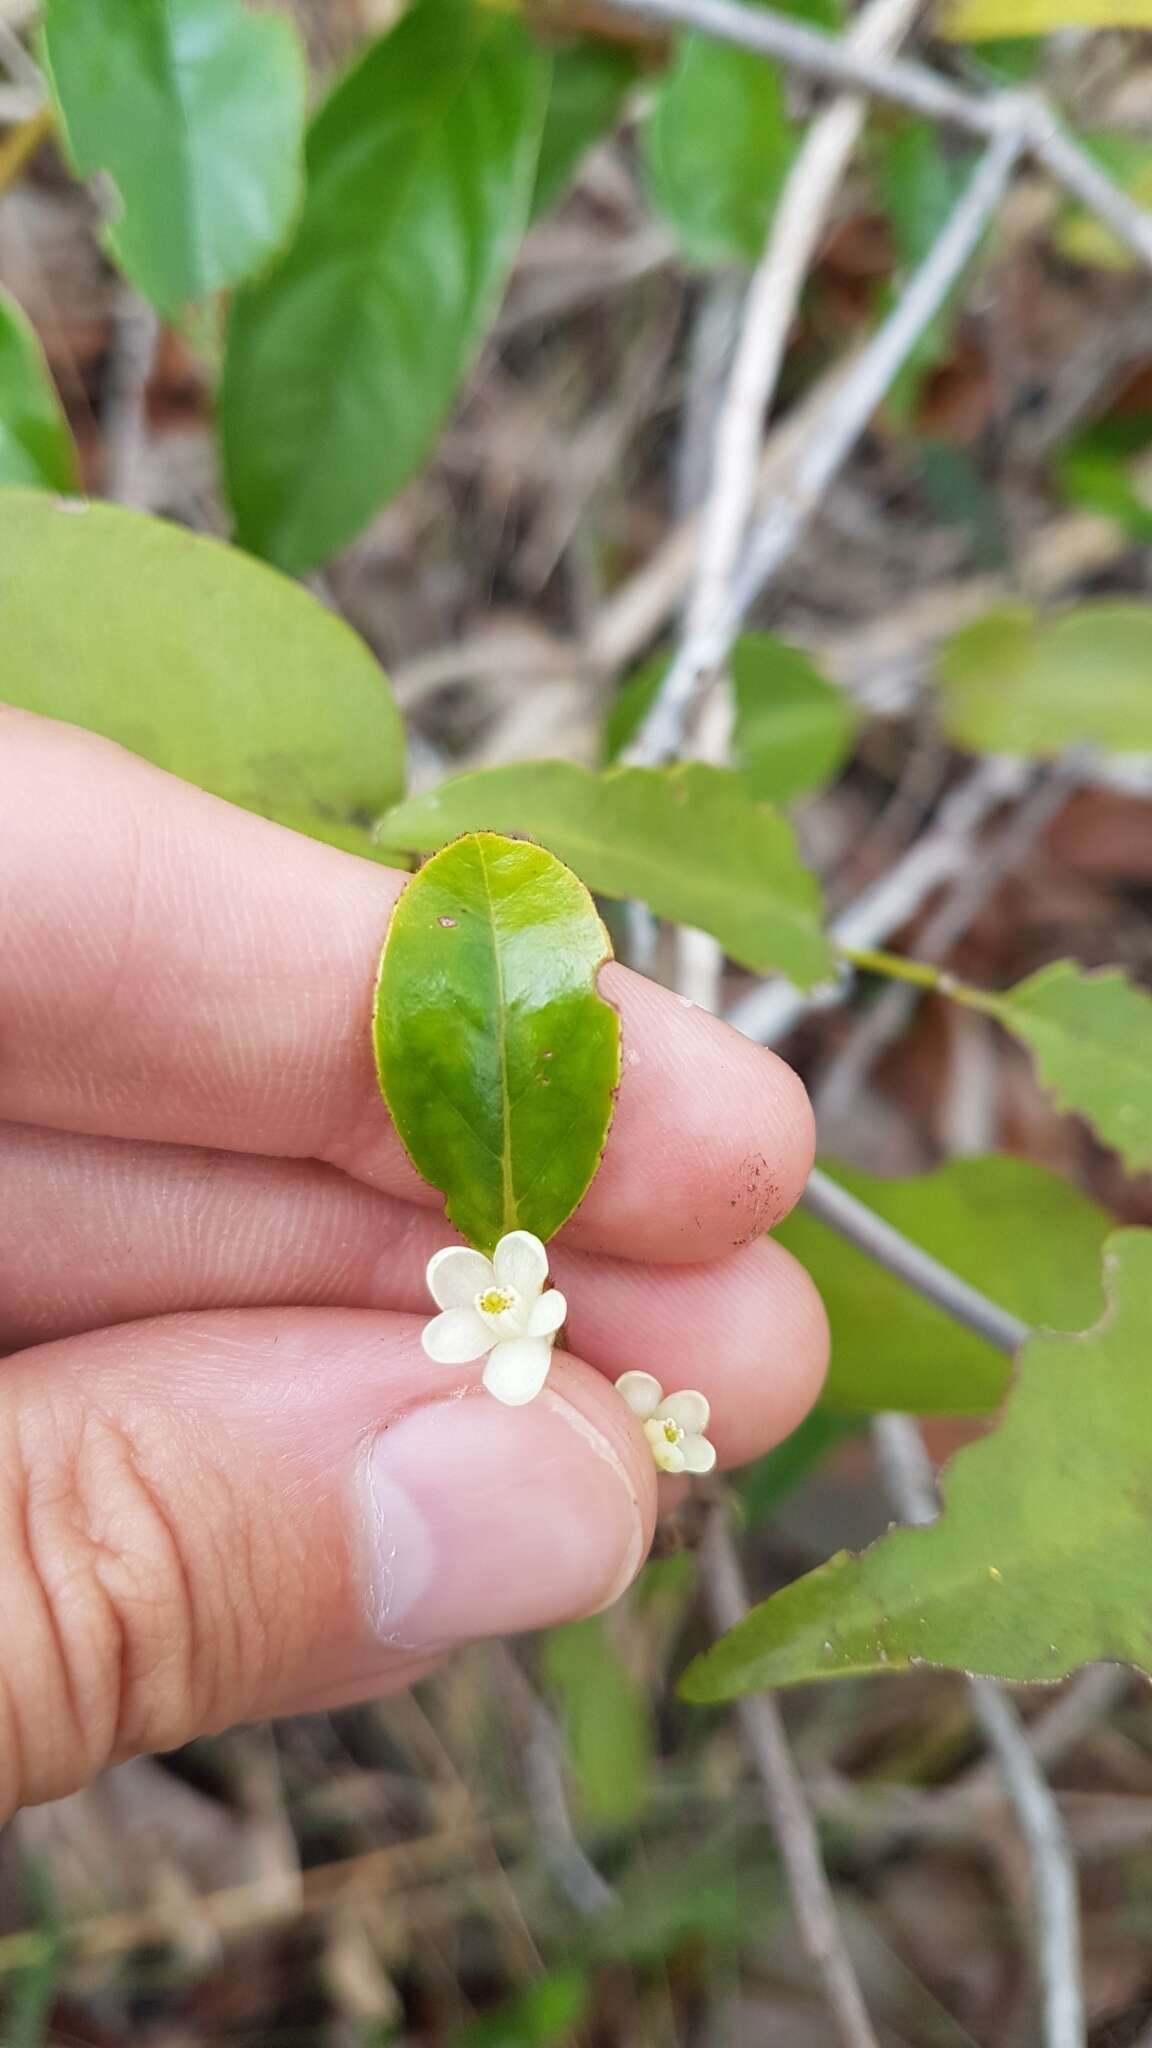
(615, 1371, 717, 1476)
(421, 1231, 567, 1406)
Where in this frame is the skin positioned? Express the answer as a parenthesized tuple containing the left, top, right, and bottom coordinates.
(0, 708, 827, 1814)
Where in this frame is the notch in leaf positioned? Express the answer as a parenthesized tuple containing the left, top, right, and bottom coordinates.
(373, 832, 621, 1255)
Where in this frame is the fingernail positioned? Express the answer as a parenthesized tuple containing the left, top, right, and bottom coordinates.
(360, 1386, 646, 1649)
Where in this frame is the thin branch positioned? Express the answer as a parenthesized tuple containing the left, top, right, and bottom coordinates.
(699, 1504, 881, 2048)
(101, 290, 160, 506)
(628, 0, 924, 770)
(817, 758, 1080, 1122)
(873, 1416, 1085, 2048)
(803, 1166, 1028, 1353)
(608, 0, 1152, 273)
(727, 755, 1028, 1044)
(632, 125, 1021, 762)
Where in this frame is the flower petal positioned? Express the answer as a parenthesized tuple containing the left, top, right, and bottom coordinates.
(527, 1289, 567, 1338)
(492, 1230, 549, 1298)
(422, 1307, 492, 1365)
(426, 1246, 493, 1311)
(680, 1433, 717, 1476)
(614, 1370, 663, 1420)
(482, 1335, 554, 1407)
(658, 1389, 710, 1435)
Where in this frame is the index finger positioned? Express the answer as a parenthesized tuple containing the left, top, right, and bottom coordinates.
(0, 710, 814, 1261)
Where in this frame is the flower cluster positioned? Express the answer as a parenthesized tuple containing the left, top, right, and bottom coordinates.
(421, 1233, 718, 1473)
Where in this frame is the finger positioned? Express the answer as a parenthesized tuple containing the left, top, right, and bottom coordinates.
(0, 711, 814, 1260)
(0, 1308, 653, 1813)
(0, 1123, 827, 1463)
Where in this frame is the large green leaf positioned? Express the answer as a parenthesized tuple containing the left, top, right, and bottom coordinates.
(776, 1155, 1111, 1415)
(221, 0, 548, 575)
(0, 288, 77, 491)
(974, 961, 1152, 1176)
(936, 601, 1152, 754)
(941, 0, 1152, 32)
(0, 490, 404, 831)
(373, 833, 621, 1253)
(682, 1229, 1152, 1699)
(378, 761, 834, 987)
(42, 0, 306, 317)
(542, 1616, 651, 1824)
(532, 40, 638, 219)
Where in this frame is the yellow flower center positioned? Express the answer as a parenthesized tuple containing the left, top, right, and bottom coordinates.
(662, 1419, 684, 1446)
(478, 1286, 516, 1317)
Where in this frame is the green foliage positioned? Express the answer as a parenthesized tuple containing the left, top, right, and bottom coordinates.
(532, 40, 638, 219)
(42, 0, 306, 317)
(378, 761, 834, 987)
(730, 633, 856, 802)
(643, 0, 840, 265)
(453, 1973, 589, 2048)
(937, 601, 1152, 754)
(777, 1155, 1110, 1414)
(940, 0, 1152, 29)
(0, 287, 77, 491)
(874, 121, 975, 418)
(373, 833, 621, 1254)
(1056, 417, 1152, 540)
(220, 0, 547, 575)
(543, 1616, 652, 1824)
(978, 962, 1152, 1176)
(682, 1229, 1152, 1699)
(605, 634, 854, 804)
(1055, 132, 1152, 269)
(1, 1862, 63, 2048)
(0, 491, 404, 833)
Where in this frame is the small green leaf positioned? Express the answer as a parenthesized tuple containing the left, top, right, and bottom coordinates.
(731, 633, 856, 802)
(378, 761, 834, 988)
(642, 27, 793, 266)
(681, 1229, 1152, 1700)
(221, 0, 548, 575)
(1056, 417, 1152, 540)
(373, 833, 621, 1253)
(979, 961, 1152, 1176)
(776, 1155, 1111, 1414)
(532, 39, 637, 218)
(453, 1972, 589, 2048)
(42, 0, 306, 317)
(0, 287, 77, 491)
(1053, 132, 1152, 270)
(0, 490, 404, 832)
(605, 635, 854, 804)
(937, 601, 1152, 755)
(874, 122, 975, 419)
(543, 1615, 651, 1824)
(941, 0, 1152, 33)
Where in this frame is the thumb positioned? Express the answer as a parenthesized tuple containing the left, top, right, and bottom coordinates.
(0, 1310, 654, 1811)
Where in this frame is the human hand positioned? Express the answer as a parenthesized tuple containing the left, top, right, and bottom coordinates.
(0, 708, 826, 1812)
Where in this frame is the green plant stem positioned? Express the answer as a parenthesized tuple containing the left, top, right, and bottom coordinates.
(837, 942, 957, 995)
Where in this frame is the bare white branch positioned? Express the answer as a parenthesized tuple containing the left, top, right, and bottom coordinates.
(873, 1416, 1086, 2048)
(699, 1505, 881, 2048)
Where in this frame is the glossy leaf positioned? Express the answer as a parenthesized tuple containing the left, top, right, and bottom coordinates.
(532, 40, 638, 218)
(378, 761, 834, 988)
(373, 832, 621, 1254)
(0, 287, 77, 491)
(776, 1155, 1111, 1414)
(0, 490, 404, 830)
(978, 961, 1152, 1176)
(682, 1229, 1152, 1700)
(221, 0, 548, 574)
(543, 1616, 651, 1824)
(941, 0, 1152, 32)
(731, 633, 856, 802)
(937, 601, 1152, 755)
(42, 0, 306, 317)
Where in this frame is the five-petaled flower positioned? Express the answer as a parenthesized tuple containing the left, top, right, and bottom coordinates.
(421, 1231, 567, 1406)
(615, 1371, 717, 1476)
